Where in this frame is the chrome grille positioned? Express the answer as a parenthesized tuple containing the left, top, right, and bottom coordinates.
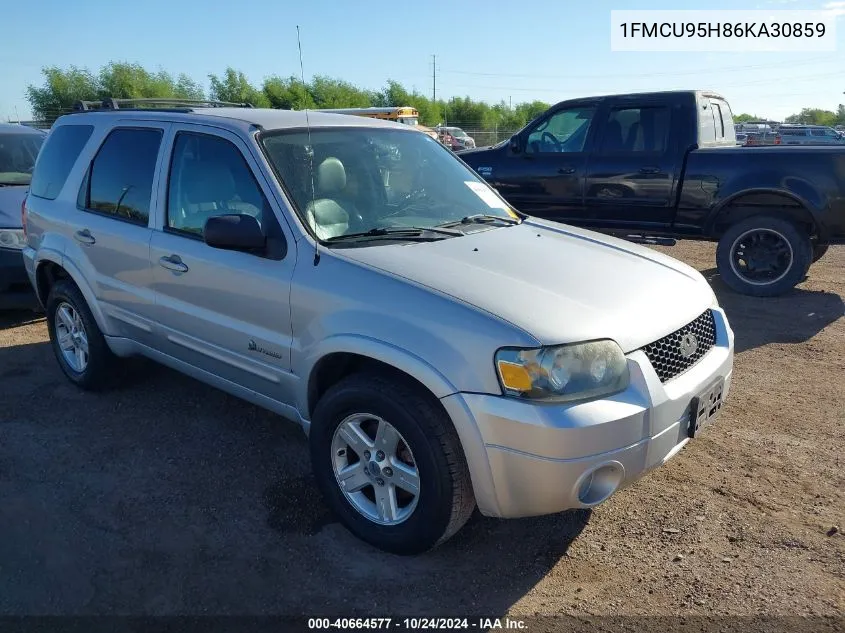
(641, 310, 717, 383)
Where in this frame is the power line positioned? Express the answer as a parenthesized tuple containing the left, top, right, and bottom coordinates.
(436, 70, 844, 95)
(438, 54, 833, 80)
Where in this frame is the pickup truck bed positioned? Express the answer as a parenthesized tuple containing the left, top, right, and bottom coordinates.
(459, 90, 845, 297)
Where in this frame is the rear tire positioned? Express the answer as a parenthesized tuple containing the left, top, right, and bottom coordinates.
(45, 279, 120, 391)
(309, 371, 475, 555)
(716, 216, 811, 297)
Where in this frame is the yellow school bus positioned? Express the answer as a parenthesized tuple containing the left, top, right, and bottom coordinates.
(316, 106, 439, 140)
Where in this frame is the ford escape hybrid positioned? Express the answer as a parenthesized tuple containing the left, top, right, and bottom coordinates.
(22, 99, 735, 555)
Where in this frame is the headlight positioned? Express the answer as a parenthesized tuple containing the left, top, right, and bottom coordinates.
(0, 229, 26, 250)
(495, 340, 630, 403)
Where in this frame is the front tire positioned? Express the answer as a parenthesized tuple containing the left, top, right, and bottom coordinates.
(716, 216, 812, 297)
(309, 371, 475, 555)
(45, 279, 119, 390)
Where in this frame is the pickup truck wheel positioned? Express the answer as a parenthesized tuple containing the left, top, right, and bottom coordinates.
(309, 372, 475, 555)
(45, 279, 119, 391)
(716, 217, 811, 297)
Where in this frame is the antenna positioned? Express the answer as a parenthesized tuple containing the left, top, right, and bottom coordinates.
(297, 25, 321, 266)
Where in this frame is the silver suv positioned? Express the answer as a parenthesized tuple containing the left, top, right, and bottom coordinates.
(776, 124, 845, 145)
(22, 99, 735, 555)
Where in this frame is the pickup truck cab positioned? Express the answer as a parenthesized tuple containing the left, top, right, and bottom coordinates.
(459, 91, 845, 297)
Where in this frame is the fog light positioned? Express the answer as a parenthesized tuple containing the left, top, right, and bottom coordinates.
(576, 462, 624, 506)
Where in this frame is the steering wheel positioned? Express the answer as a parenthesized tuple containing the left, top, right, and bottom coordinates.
(383, 188, 428, 218)
(541, 131, 561, 152)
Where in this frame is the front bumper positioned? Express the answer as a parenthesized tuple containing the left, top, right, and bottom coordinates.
(0, 246, 36, 309)
(440, 307, 735, 518)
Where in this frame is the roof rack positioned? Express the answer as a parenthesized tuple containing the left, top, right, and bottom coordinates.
(72, 98, 254, 112)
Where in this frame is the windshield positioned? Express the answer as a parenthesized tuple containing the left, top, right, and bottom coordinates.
(0, 132, 44, 185)
(450, 128, 469, 138)
(397, 116, 419, 126)
(260, 127, 519, 242)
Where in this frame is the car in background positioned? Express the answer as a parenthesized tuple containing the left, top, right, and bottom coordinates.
(776, 125, 845, 145)
(743, 131, 780, 146)
(0, 123, 46, 309)
(435, 126, 476, 150)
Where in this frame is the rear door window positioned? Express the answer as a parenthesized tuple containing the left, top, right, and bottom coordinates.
(29, 125, 94, 200)
(598, 106, 671, 153)
(79, 128, 162, 225)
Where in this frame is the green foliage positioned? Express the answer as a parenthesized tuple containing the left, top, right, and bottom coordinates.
(784, 107, 843, 126)
(26, 66, 99, 120)
(25, 62, 843, 138)
(207, 68, 270, 107)
(733, 113, 760, 122)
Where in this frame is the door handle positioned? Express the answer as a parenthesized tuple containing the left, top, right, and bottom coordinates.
(639, 166, 660, 174)
(74, 229, 96, 245)
(159, 255, 189, 274)
(558, 166, 576, 175)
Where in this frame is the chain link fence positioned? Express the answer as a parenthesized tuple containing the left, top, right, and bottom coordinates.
(437, 123, 521, 148)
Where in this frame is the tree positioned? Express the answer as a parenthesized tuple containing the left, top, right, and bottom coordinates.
(208, 68, 270, 107)
(734, 113, 761, 123)
(26, 66, 98, 120)
(309, 76, 372, 109)
(262, 75, 315, 110)
(97, 62, 205, 100)
(784, 108, 837, 126)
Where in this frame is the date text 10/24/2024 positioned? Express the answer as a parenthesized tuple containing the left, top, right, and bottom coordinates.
(308, 618, 527, 630)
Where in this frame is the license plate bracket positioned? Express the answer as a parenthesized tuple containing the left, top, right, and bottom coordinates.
(688, 377, 725, 439)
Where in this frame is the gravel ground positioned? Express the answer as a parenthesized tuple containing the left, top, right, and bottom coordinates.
(0, 242, 842, 627)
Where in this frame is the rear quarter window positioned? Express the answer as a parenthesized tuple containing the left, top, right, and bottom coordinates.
(29, 125, 94, 200)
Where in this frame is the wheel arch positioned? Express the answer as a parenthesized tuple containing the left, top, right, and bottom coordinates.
(35, 256, 110, 334)
(707, 189, 819, 239)
(304, 338, 460, 420)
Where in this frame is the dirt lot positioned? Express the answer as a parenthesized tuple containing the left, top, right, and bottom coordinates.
(0, 242, 843, 627)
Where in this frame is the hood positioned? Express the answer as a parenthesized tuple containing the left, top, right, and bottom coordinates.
(0, 186, 27, 229)
(337, 219, 715, 352)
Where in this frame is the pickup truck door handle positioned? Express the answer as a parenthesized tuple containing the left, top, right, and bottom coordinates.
(639, 166, 661, 174)
(73, 229, 96, 245)
(159, 254, 189, 274)
(558, 166, 576, 175)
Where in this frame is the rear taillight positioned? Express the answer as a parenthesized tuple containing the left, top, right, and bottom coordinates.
(21, 194, 27, 237)
(774, 135, 781, 145)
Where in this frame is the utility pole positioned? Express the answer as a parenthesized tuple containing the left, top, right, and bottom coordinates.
(432, 55, 436, 102)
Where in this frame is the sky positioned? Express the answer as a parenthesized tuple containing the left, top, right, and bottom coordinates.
(1, 0, 844, 122)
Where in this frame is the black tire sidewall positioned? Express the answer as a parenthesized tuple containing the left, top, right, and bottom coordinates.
(716, 217, 811, 297)
(309, 376, 456, 555)
(45, 280, 111, 389)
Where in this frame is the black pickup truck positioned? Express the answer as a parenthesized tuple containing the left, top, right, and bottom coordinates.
(458, 90, 845, 296)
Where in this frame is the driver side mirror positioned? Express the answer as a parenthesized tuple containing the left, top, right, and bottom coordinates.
(509, 135, 521, 154)
(204, 214, 266, 253)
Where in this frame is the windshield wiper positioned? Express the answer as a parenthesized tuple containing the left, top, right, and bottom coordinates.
(324, 226, 461, 243)
(437, 213, 521, 228)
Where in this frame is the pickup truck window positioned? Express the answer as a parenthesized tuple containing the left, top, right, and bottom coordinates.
(712, 103, 725, 138)
(599, 106, 670, 154)
(525, 107, 595, 154)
